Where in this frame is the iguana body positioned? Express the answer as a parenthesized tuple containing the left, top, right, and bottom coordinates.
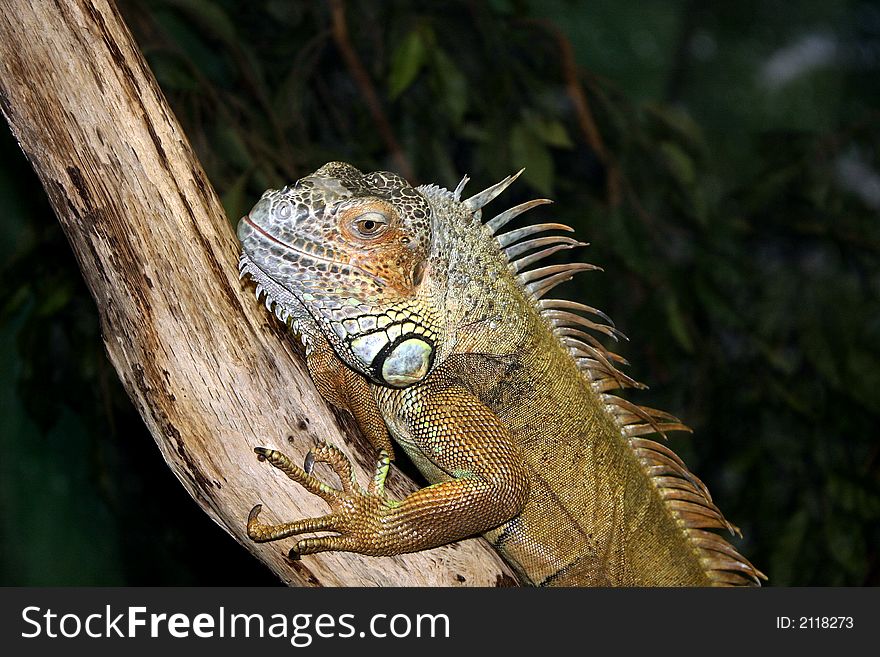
(237, 162, 764, 586)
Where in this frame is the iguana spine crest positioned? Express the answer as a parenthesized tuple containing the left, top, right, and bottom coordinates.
(422, 172, 763, 586)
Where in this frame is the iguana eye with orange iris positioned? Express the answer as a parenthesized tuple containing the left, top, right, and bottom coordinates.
(350, 211, 389, 239)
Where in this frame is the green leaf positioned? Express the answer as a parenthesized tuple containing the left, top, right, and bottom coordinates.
(36, 281, 73, 317)
(845, 348, 880, 413)
(214, 124, 253, 170)
(644, 102, 704, 148)
(527, 115, 573, 148)
(510, 122, 554, 194)
(659, 141, 696, 187)
(221, 172, 251, 223)
(152, 7, 227, 82)
(538, 120, 573, 148)
(146, 52, 198, 92)
(164, 0, 238, 47)
(663, 295, 695, 353)
(694, 278, 741, 329)
(802, 323, 841, 387)
(488, 0, 515, 14)
(768, 377, 813, 416)
(460, 123, 490, 142)
(389, 29, 427, 99)
(770, 509, 809, 585)
(432, 50, 468, 125)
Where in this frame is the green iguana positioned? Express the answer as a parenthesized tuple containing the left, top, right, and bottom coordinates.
(237, 162, 765, 586)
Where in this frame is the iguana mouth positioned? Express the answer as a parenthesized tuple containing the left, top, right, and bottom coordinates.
(237, 253, 308, 330)
(241, 213, 384, 286)
(241, 213, 295, 250)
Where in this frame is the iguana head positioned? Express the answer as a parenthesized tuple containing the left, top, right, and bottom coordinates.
(237, 162, 441, 388)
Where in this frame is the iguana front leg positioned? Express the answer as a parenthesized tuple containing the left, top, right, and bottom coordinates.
(305, 338, 394, 457)
(247, 382, 530, 557)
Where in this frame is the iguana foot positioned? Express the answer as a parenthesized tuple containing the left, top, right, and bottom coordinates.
(247, 445, 398, 556)
(301, 443, 357, 490)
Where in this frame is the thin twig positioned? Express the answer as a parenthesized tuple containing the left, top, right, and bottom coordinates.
(327, 0, 414, 180)
(524, 18, 622, 207)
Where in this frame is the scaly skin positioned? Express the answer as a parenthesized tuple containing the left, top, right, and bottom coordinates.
(237, 162, 765, 586)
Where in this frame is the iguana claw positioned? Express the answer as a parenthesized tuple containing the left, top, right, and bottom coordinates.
(303, 450, 316, 474)
(247, 443, 396, 555)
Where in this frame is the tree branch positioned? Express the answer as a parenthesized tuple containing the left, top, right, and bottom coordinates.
(0, 0, 514, 587)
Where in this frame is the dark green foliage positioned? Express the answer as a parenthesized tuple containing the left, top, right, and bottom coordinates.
(1, 0, 877, 584)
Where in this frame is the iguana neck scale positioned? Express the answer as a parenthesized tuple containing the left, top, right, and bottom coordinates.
(237, 162, 765, 586)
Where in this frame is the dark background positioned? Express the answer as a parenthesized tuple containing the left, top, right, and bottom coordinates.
(1, 0, 878, 586)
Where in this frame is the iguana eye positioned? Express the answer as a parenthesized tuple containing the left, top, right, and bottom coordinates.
(351, 211, 389, 239)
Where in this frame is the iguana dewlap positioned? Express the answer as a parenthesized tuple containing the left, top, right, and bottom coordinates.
(237, 162, 764, 586)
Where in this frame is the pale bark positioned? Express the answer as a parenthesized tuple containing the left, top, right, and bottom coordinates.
(0, 0, 515, 586)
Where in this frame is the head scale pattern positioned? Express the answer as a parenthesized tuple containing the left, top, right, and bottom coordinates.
(238, 162, 439, 387)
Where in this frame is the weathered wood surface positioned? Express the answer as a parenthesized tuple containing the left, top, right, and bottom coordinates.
(0, 0, 515, 586)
